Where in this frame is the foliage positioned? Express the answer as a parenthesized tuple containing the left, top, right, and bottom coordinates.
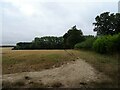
(93, 12, 120, 36)
(74, 37, 96, 50)
(13, 25, 85, 50)
(13, 42, 32, 50)
(13, 36, 64, 50)
(84, 35, 94, 39)
(63, 25, 84, 49)
(93, 33, 120, 54)
(31, 36, 64, 49)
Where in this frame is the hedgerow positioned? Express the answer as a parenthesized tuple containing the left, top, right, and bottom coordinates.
(93, 33, 120, 54)
(74, 37, 96, 50)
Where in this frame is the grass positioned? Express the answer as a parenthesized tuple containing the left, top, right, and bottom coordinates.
(74, 49, 120, 87)
(2, 47, 120, 87)
(2, 80, 45, 88)
(2, 48, 76, 74)
(75, 50, 119, 76)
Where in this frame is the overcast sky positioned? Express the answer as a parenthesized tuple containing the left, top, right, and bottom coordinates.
(0, 0, 119, 45)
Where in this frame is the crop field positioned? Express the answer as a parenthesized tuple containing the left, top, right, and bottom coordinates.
(2, 47, 81, 74)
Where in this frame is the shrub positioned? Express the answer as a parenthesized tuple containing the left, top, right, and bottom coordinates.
(112, 33, 120, 52)
(93, 33, 120, 54)
(74, 37, 96, 50)
(93, 35, 113, 54)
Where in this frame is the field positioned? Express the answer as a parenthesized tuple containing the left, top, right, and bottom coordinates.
(2, 47, 120, 88)
(2, 48, 80, 74)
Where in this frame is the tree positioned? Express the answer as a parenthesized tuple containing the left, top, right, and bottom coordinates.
(63, 25, 84, 49)
(14, 36, 64, 50)
(14, 42, 32, 50)
(114, 13, 120, 34)
(93, 12, 120, 36)
(31, 37, 41, 49)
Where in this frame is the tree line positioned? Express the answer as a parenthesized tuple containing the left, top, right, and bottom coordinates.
(13, 25, 87, 50)
(75, 12, 120, 54)
(13, 12, 120, 54)
(13, 36, 64, 50)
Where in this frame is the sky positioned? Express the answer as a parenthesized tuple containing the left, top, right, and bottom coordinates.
(0, 0, 119, 45)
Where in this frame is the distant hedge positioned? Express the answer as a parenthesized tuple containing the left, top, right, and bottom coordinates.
(93, 33, 120, 54)
(74, 37, 96, 50)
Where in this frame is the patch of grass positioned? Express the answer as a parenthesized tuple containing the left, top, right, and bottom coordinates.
(2, 80, 25, 88)
(13, 80, 25, 87)
(2, 48, 75, 74)
(75, 50, 119, 87)
(2, 81, 12, 88)
(2, 80, 46, 88)
(28, 81, 45, 88)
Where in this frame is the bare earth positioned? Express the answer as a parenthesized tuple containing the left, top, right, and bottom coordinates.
(2, 59, 111, 88)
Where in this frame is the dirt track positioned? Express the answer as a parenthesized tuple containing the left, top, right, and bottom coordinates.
(2, 59, 111, 88)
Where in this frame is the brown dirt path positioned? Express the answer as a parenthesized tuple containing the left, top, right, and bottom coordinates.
(2, 59, 111, 88)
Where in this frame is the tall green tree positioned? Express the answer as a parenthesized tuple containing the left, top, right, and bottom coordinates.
(93, 12, 120, 36)
(63, 25, 84, 49)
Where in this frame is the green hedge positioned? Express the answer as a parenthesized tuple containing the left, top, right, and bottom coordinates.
(93, 33, 120, 54)
(74, 37, 96, 50)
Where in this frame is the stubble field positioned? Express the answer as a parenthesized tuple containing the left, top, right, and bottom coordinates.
(2, 48, 80, 74)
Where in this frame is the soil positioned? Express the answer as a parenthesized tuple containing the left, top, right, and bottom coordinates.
(2, 59, 112, 88)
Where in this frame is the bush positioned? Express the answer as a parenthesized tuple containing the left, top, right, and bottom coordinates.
(74, 37, 96, 50)
(112, 33, 120, 52)
(93, 33, 120, 54)
(93, 36, 111, 53)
